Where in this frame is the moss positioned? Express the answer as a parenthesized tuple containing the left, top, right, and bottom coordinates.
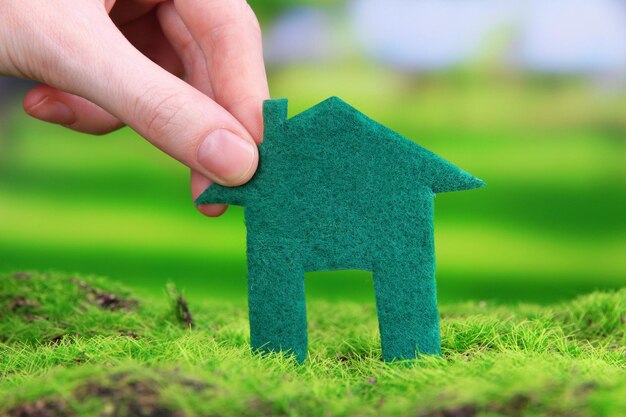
(1, 271, 625, 416)
(0, 272, 145, 345)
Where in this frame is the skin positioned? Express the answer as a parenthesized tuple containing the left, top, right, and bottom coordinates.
(0, 0, 269, 217)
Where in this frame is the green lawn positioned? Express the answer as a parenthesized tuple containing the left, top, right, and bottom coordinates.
(1, 272, 625, 416)
(0, 67, 624, 303)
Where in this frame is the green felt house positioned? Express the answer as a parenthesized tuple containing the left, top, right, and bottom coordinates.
(197, 97, 484, 362)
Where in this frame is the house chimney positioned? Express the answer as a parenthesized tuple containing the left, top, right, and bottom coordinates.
(263, 98, 288, 126)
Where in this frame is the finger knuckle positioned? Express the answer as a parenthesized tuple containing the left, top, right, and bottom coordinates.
(223, 94, 258, 115)
(200, 0, 257, 45)
(134, 87, 187, 141)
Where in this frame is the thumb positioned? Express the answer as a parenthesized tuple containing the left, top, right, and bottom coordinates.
(41, 4, 258, 186)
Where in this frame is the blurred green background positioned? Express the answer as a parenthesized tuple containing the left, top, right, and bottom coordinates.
(0, 0, 624, 304)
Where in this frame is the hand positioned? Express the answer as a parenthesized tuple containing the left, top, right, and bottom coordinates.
(0, 0, 269, 216)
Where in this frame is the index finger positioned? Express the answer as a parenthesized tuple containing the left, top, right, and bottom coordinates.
(173, 0, 270, 143)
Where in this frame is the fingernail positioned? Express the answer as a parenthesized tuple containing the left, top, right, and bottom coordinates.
(27, 97, 76, 125)
(197, 129, 256, 183)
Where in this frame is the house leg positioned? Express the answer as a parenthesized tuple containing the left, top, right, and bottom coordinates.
(247, 248, 307, 363)
(373, 260, 441, 361)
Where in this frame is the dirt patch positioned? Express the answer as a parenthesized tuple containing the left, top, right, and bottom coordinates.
(421, 404, 477, 417)
(76, 374, 183, 417)
(6, 296, 42, 322)
(422, 393, 535, 417)
(247, 397, 286, 417)
(72, 279, 138, 312)
(9, 297, 39, 312)
(334, 349, 379, 364)
(7, 399, 72, 417)
(48, 334, 65, 345)
(12, 272, 32, 280)
(9, 297, 40, 312)
(575, 382, 599, 395)
(66, 371, 210, 417)
(486, 393, 533, 416)
(118, 330, 139, 339)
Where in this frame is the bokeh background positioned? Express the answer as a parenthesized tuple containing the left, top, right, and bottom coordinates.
(0, 0, 624, 304)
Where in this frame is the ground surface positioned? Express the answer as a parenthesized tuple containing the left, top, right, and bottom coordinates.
(1, 271, 625, 417)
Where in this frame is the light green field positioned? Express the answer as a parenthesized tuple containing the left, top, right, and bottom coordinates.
(1, 67, 624, 304)
(1, 272, 625, 416)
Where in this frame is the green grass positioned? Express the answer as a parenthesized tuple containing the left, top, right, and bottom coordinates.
(1, 271, 624, 416)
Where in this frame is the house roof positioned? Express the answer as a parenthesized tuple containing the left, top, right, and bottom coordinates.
(196, 97, 484, 208)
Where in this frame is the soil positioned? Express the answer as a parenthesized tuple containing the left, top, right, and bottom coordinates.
(421, 393, 535, 417)
(7, 371, 212, 417)
(421, 404, 477, 417)
(9, 297, 40, 312)
(7, 399, 72, 417)
(77, 378, 178, 417)
(72, 279, 138, 312)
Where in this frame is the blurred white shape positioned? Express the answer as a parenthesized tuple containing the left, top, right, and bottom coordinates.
(519, 0, 626, 73)
(264, 7, 339, 65)
(349, 0, 516, 70)
(264, 0, 626, 75)
(348, 0, 626, 74)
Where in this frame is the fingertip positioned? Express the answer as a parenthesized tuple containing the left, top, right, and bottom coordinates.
(190, 170, 230, 217)
(23, 85, 50, 112)
(196, 129, 258, 186)
(197, 204, 228, 217)
(23, 85, 123, 134)
(23, 86, 76, 126)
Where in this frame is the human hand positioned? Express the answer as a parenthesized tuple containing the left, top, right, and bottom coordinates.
(0, 0, 269, 216)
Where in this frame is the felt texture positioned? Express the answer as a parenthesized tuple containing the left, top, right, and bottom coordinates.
(196, 97, 484, 362)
